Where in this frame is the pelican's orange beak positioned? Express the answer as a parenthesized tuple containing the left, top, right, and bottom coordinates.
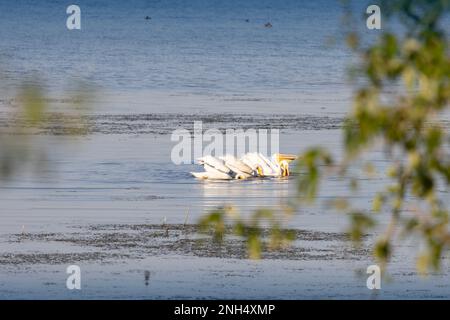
(280, 163, 290, 177)
(256, 166, 264, 177)
(276, 153, 297, 163)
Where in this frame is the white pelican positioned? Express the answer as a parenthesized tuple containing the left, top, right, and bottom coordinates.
(272, 153, 297, 176)
(191, 155, 249, 180)
(191, 153, 297, 180)
(220, 155, 254, 179)
(241, 152, 296, 177)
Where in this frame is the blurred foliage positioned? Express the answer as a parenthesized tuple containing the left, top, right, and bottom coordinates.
(0, 82, 91, 181)
(201, 0, 450, 272)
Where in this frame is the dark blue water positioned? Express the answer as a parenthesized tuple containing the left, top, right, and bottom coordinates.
(0, 0, 378, 95)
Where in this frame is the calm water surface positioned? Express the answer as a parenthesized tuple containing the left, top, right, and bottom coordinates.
(0, 0, 449, 299)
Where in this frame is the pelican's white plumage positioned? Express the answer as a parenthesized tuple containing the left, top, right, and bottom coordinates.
(191, 155, 247, 180)
(191, 171, 232, 180)
(220, 155, 254, 178)
(191, 153, 297, 180)
(241, 152, 280, 176)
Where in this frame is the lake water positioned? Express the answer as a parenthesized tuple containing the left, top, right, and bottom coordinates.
(0, 0, 449, 299)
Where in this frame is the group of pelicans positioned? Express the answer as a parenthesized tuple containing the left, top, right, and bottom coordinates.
(191, 153, 297, 180)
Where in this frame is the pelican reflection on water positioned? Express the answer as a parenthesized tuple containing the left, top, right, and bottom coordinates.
(191, 153, 297, 180)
